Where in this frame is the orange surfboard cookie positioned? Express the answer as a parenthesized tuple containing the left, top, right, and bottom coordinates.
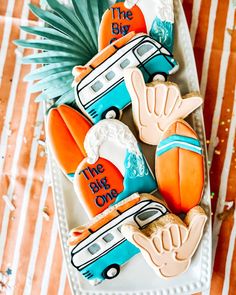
(155, 120, 204, 213)
(74, 157, 124, 217)
(47, 105, 92, 180)
(98, 2, 147, 50)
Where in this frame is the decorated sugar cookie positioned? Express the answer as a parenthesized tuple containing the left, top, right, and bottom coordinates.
(74, 157, 124, 217)
(117, 0, 175, 52)
(98, 1, 147, 50)
(122, 205, 207, 279)
(124, 67, 203, 145)
(74, 119, 157, 216)
(68, 193, 169, 285)
(155, 120, 204, 213)
(73, 32, 179, 123)
(47, 105, 92, 180)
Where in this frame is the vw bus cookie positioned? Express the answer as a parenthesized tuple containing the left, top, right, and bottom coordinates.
(72, 32, 179, 124)
(47, 105, 92, 181)
(155, 120, 204, 214)
(68, 193, 169, 285)
(124, 67, 203, 145)
(74, 119, 157, 217)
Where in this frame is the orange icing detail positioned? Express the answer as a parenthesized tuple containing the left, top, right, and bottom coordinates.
(68, 194, 141, 246)
(122, 206, 207, 278)
(47, 105, 92, 176)
(98, 2, 147, 51)
(155, 120, 204, 214)
(74, 157, 124, 217)
(72, 32, 136, 85)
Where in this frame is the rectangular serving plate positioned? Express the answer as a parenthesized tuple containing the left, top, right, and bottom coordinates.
(47, 0, 212, 294)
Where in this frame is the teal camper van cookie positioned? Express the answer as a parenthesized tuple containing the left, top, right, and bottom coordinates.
(73, 33, 179, 123)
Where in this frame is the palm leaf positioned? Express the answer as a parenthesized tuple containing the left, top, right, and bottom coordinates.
(20, 26, 78, 47)
(14, 39, 89, 57)
(24, 62, 74, 81)
(30, 71, 72, 92)
(51, 89, 75, 106)
(71, 0, 98, 49)
(29, 4, 92, 54)
(16, 0, 109, 105)
(46, 0, 97, 53)
(22, 51, 82, 64)
(35, 80, 73, 102)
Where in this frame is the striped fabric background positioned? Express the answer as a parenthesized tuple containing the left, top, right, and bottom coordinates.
(0, 0, 235, 294)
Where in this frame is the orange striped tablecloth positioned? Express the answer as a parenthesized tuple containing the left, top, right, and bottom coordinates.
(0, 0, 235, 294)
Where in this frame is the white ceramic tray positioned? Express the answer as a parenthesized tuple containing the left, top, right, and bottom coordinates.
(47, 0, 212, 294)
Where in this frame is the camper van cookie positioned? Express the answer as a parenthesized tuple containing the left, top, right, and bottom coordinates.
(74, 157, 124, 217)
(121, 205, 207, 279)
(124, 68, 203, 145)
(74, 119, 157, 216)
(73, 32, 179, 124)
(98, 1, 147, 50)
(155, 120, 204, 214)
(47, 105, 92, 180)
(68, 193, 169, 285)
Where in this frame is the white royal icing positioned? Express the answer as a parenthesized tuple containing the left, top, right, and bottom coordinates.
(84, 119, 141, 165)
(124, 0, 139, 9)
(155, 0, 174, 23)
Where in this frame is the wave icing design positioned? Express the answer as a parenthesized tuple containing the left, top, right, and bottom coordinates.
(125, 152, 149, 178)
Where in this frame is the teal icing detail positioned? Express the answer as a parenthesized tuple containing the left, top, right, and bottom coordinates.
(156, 135, 202, 157)
(67, 173, 75, 181)
(79, 239, 140, 282)
(150, 17, 174, 52)
(159, 135, 201, 148)
(113, 149, 157, 205)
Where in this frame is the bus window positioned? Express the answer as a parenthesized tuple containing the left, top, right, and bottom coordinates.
(105, 71, 115, 81)
(137, 43, 155, 57)
(136, 209, 160, 221)
(91, 81, 103, 92)
(120, 58, 130, 69)
(103, 233, 114, 243)
(88, 243, 100, 255)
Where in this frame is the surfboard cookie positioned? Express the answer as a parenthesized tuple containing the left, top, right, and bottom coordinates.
(121, 205, 207, 279)
(124, 67, 203, 145)
(47, 105, 92, 180)
(155, 120, 204, 213)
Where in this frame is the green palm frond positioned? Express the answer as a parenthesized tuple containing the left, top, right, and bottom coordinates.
(15, 0, 109, 104)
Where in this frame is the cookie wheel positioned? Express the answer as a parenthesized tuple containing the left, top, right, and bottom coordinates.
(102, 264, 120, 279)
(101, 107, 121, 120)
(149, 72, 167, 82)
